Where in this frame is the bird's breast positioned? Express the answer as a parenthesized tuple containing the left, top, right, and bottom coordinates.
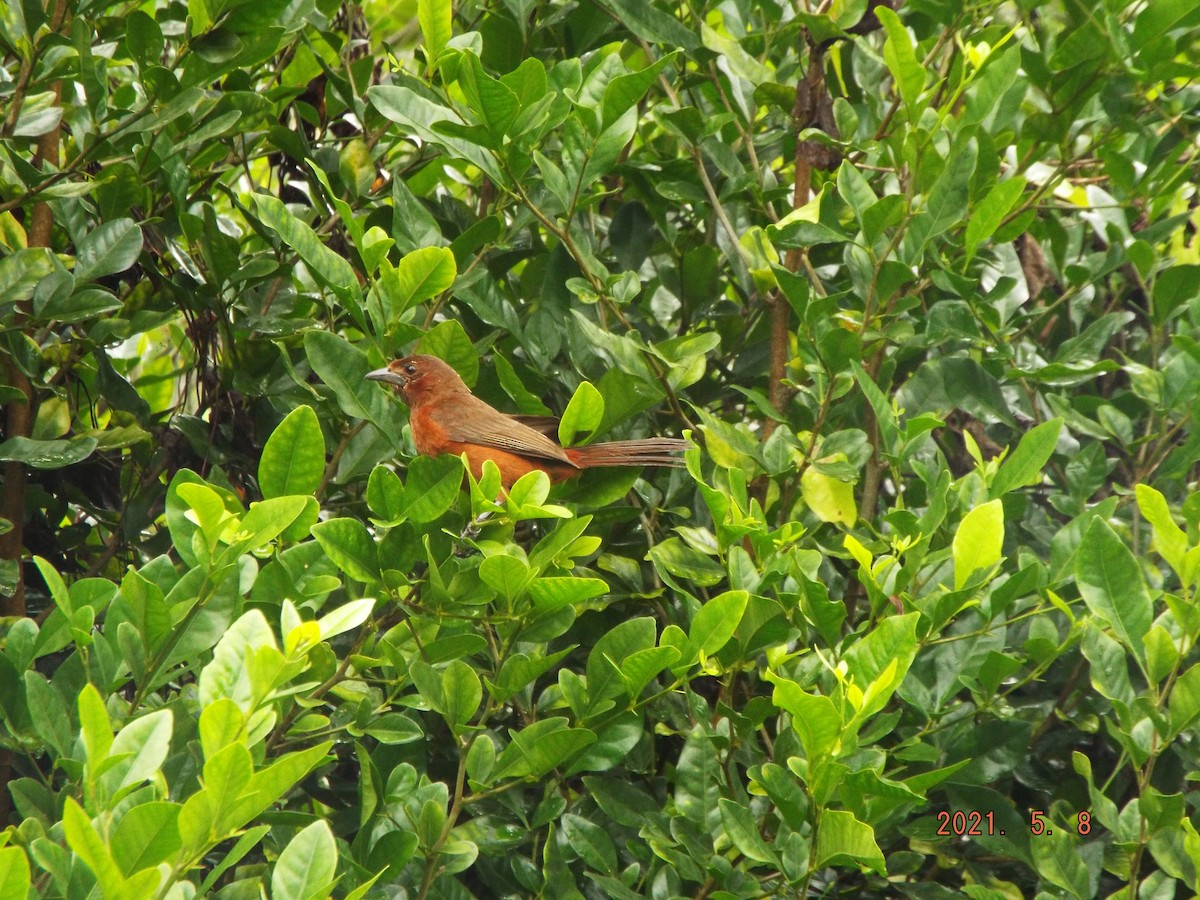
(408, 405, 450, 458)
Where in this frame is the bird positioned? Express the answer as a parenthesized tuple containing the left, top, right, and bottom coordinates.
(366, 355, 689, 488)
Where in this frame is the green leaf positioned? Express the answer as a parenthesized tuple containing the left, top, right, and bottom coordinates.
(304, 331, 386, 429)
(365, 713, 423, 745)
(770, 678, 840, 762)
(587, 617, 657, 705)
(800, 467, 858, 524)
(105, 709, 174, 796)
(417, 0, 451, 64)
(199, 699, 245, 759)
(953, 499, 1004, 589)
(316, 598, 375, 641)
(382, 246, 456, 316)
(528, 576, 609, 612)
(965, 176, 1026, 264)
(271, 821, 337, 900)
(197, 610, 280, 712)
(78, 682, 113, 767)
(195, 826, 272, 896)
(111, 802, 183, 875)
(23, 672, 71, 757)
(253, 194, 358, 301)
(493, 718, 595, 779)
(74, 218, 143, 282)
(38, 287, 123, 323)
(718, 797, 776, 864)
(594, 0, 699, 50)
(1030, 830, 1092, 899)
(459, 52, 521, 137)
(417, 320, 478, 387)
(229, 495, 311, 558)
(0, 435, 97, 469)
(0, 847, 31, 899)
(815, 809, 886, 875)
(312, 518, 380, 584)
(687, 589, 748, 659)
(397, 454, 463, 524)
(557, 381, 604, 447)
(479, 554, 532, 601)
(601, 53, 678, 130)
(368, 86, 505, 182)
(561, 813, 617, 874)
(647, 537, 725, 587)
(876, 6, 926, 112)
(366, 465, 405, 521)
(989, 418, 1061, 498)
(259, 405, 325, 499)
(62, 798, 122, 884)
(1076, 519, 1152, 659)
(0, 248, 56, 303)
(1135, 484, 1188, 580)
(442, 659, 482, 727)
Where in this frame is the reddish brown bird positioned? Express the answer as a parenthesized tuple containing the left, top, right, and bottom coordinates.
(367, 355, 689, 487)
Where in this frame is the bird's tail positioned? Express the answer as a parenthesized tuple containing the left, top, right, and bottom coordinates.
(565, 438, 690, 469)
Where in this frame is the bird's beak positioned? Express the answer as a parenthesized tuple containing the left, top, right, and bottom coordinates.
(366, 367, 407, 388)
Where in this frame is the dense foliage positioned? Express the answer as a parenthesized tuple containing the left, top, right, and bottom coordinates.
(2, 0, 1200, 896)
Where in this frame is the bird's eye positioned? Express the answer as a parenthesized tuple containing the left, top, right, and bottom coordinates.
(404, 364, 417, 375)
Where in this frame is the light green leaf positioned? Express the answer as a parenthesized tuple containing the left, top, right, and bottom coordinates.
(397, 455, 463, 524)
(417, 0, 451, 63)
(458, 52, 520, 137)
(990, 418, 1060, 498)
(687, 589, 748, 659)
(78, 682, 113, 768)
(815, 809, 886, 875)
(381, 246, 456, 317)
(479, 554, 532, 601)
(558, 381, 604, 447)
(105, 709, 174, 795)
(0, 847, 31, 899)
(111, 802, 182, 875)
(876, 6, 926, 111)
(62, 797, 122, 884)
(801, 467, 858, 524)
(317, 598, 375, 641)
(271, 821, 337, 900)
(1135, 484, 1188, 582)
(528, 576, 609, 612)
(365, 713, 423, 745)
(953, 499, 1004, 589)
(719, 798, 776, 864)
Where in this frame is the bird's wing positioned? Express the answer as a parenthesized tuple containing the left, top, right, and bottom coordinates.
(433, 396, 577, 466)
(508, 414, 560, 436)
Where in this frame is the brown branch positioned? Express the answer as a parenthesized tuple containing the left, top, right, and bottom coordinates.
(764, 44, 837, 439)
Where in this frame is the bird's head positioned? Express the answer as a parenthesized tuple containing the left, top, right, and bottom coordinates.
(366, 354, 466, 405)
